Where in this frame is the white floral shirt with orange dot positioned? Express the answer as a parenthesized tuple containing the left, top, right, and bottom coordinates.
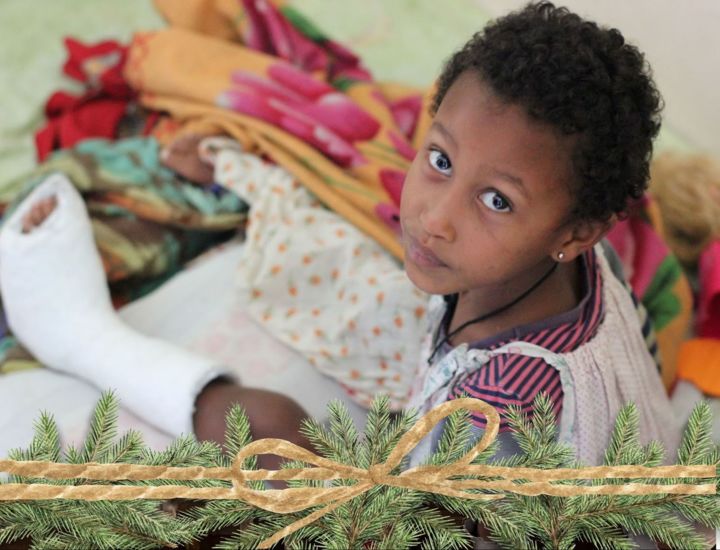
(205, 140, 429, 410)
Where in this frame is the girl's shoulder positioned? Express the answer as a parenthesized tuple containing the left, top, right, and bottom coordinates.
(427, 240, 652, 366)
(593, 241, 662, 369)
(471, 248, 605, 355)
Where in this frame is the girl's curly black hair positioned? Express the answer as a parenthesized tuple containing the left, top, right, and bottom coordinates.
(433, 1, 662, 222)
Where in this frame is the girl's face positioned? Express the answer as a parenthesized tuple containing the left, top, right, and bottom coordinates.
(400, 71, 578, 297)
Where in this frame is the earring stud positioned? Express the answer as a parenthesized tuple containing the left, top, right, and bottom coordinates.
(557, 251, 565, 260)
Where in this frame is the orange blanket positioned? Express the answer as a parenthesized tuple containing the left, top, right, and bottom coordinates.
(125, 0, 435, 259)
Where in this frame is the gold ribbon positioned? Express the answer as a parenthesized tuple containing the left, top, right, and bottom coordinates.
(0, 398, 716, 549)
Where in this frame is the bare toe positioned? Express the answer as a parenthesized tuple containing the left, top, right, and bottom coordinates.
(21, 196, 58, 234)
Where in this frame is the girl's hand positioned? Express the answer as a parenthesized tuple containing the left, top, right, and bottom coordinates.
(160, 133, 215, 186)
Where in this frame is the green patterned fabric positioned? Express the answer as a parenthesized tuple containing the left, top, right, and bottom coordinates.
(6, 136, 246, 286)
(0, 137, 247, 374)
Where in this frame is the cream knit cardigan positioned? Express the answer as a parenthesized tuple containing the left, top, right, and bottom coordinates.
(408, 244, 681, 466)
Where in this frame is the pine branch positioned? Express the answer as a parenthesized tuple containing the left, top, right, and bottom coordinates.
(136, 436, 227, 488)
(79, 500, 192, 548)
(408, 506, 471, 550)
(376, 519, 422, 550)
(81, 391, 120, 464)
(360, 395, 414, 468)
(677, 401, 714, 466)
(571, 521, 634, 550)
(213, 515, 295, 550)
(326, 400, 360, 465)
(300, 416, 350, 466)
(30, 412, 61, 463)
(1, 391, 718, 550)
(428, 408, 473, 466)
(663, 496, 720, 529)
(603, 404, 641, 467)
(479, 394, 716, 550)
(641, 439, 665, 468)
(222, 405, 254, 468)
(353, 486, 417, 544)
(63, 445, 84, 466)
(607, 508, 706, 549)
(103, 430, 146, 465)
(503, 394, 575, 469)
(419, 528, 469, 550)
(180, 499, 256, 539)
(0, 499, 185, 550)
(6, 412, 62, 485)
(473, 499, 539, 549)
(280, 520, 328, 549)
(0, 512, 34, 546)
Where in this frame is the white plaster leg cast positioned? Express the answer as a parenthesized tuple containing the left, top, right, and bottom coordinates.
(0, 174, 229, 436)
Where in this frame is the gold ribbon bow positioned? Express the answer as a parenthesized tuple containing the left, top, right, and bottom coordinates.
(0, 398, 716, 549)
(229, 398, 716, 547)
(231, 398, 504, 547)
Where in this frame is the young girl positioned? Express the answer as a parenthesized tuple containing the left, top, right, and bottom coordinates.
(0, 2, 678, 467)
(400, 2, 679, 464)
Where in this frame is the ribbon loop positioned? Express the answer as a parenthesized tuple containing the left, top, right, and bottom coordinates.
(397, 398, 500, 474)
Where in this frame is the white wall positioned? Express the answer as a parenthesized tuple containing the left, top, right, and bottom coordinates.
(475, 0, 720, 157)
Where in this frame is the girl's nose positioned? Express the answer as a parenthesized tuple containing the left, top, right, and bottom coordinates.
(419, 196, 456, 242)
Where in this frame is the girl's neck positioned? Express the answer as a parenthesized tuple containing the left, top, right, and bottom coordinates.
(448, 256, 583, 347)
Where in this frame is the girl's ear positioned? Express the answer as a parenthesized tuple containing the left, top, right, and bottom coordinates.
(556, 214, 617, 262)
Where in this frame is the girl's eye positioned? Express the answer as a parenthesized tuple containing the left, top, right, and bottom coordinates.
(480, 191, 512, 213)
(428, 149, 452, 175)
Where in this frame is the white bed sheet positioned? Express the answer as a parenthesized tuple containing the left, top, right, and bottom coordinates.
(0, 238, 367, 458)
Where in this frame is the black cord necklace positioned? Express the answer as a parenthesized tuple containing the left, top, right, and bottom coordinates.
(427, 261, 559, 364)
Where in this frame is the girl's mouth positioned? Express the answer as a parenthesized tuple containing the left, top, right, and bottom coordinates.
(406, 236, 448, 268)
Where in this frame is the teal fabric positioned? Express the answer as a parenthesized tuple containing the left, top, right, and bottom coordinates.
(6, 137, 245, 223)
